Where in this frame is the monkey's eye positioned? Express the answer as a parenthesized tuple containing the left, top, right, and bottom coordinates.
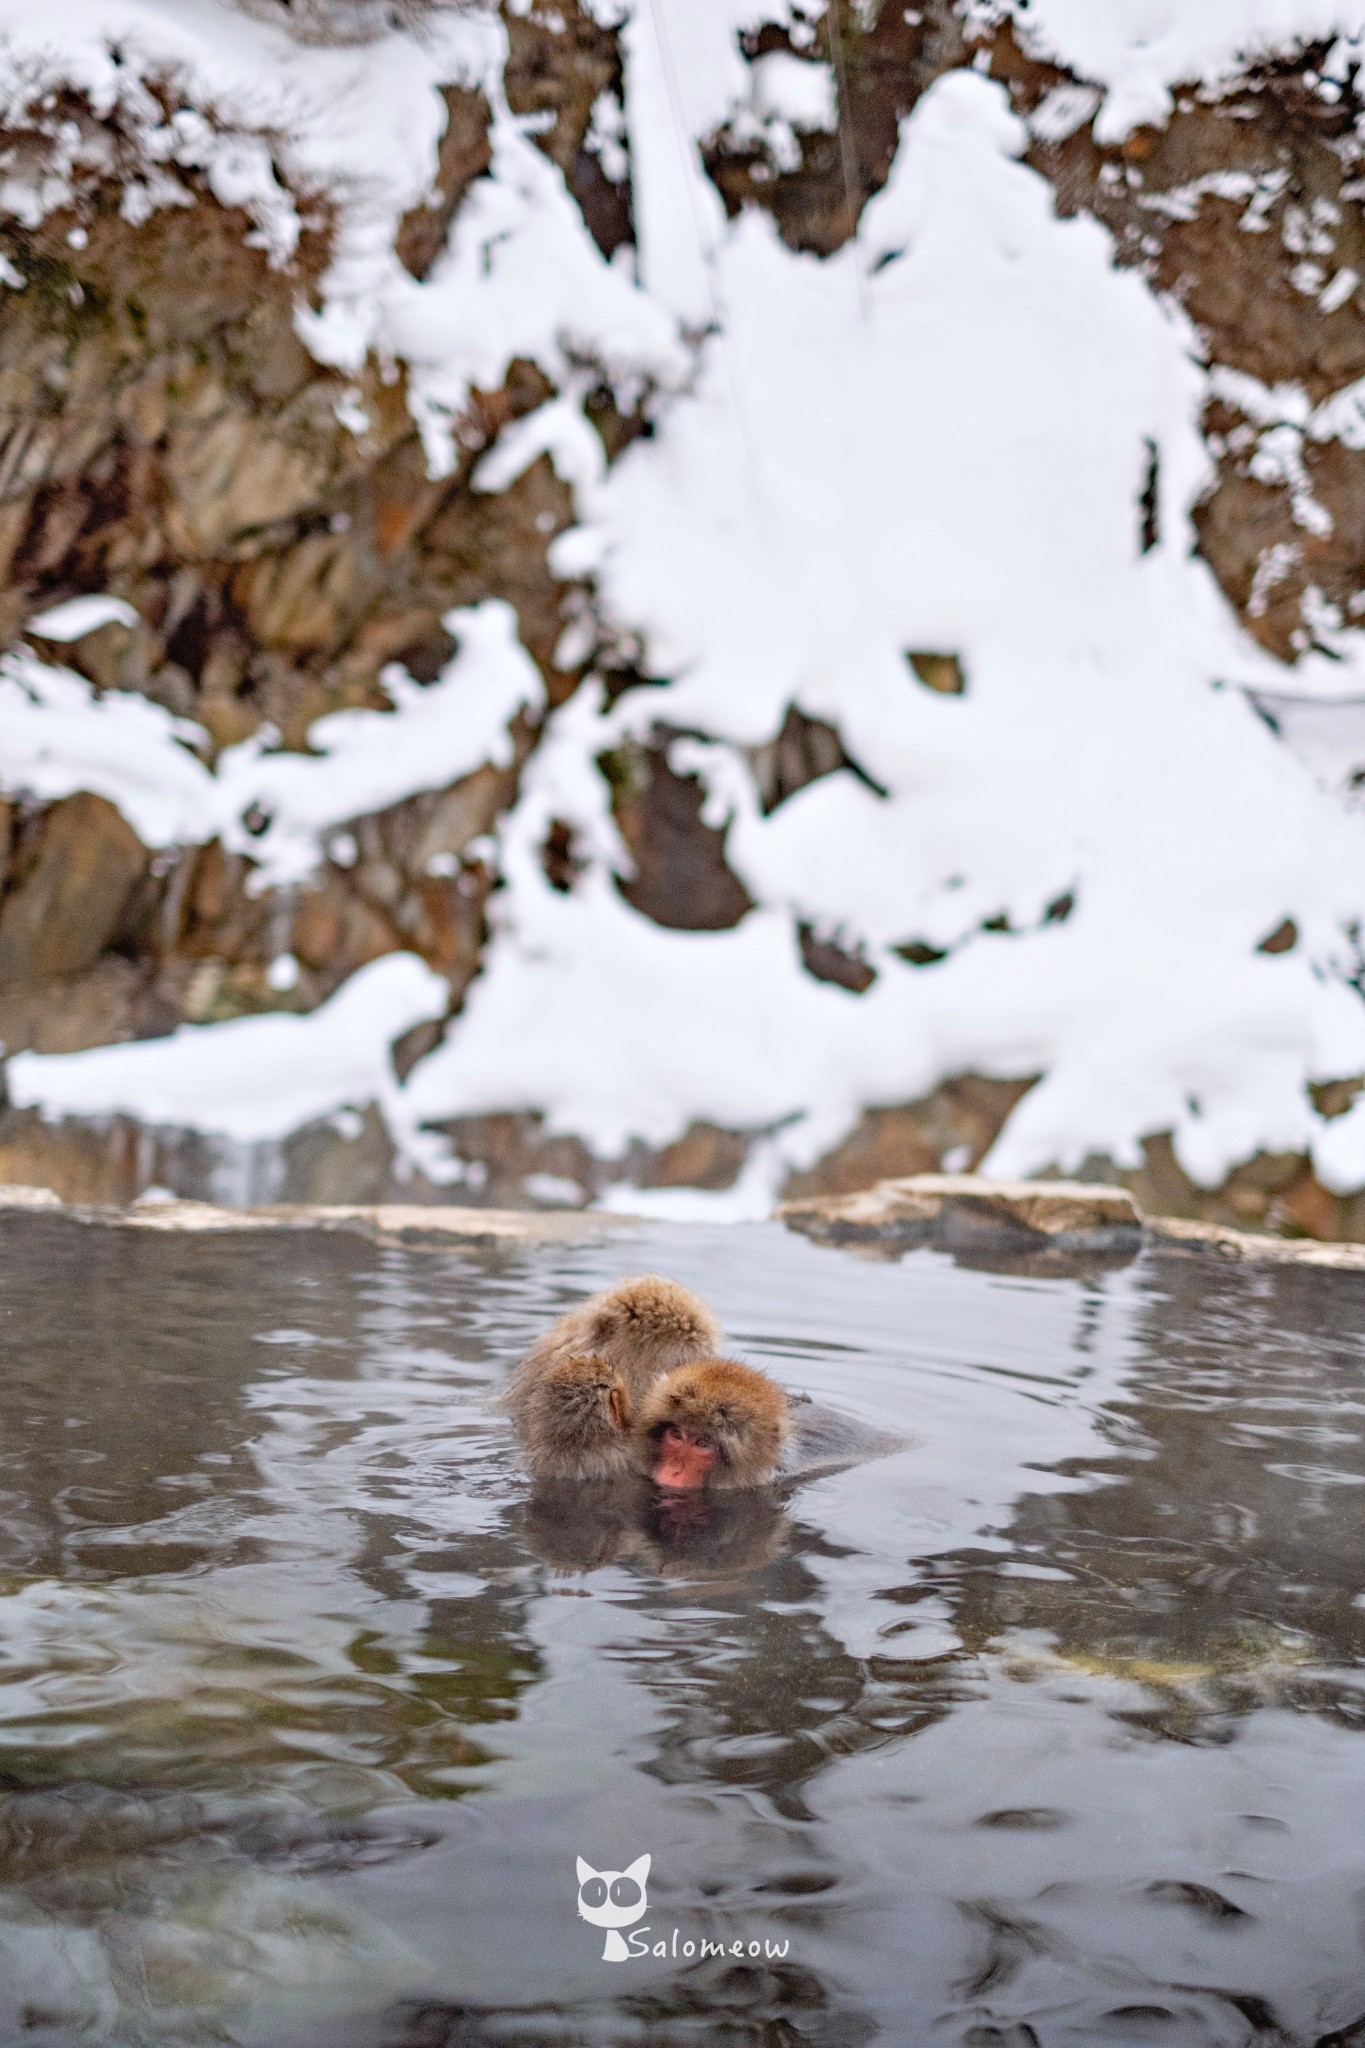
(580, 1877, 608, 1908)
(695, 1434, 717, 1452)
(610, 1877, 641, 1908)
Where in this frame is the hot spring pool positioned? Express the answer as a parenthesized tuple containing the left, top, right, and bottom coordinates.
(0, 1208, 1361, 2046)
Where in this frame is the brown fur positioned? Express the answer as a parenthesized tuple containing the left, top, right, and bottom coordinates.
(519, 1352, 634, 1481)
(504, 1276, 722, 1429)
(634, 1359, 792, 1491)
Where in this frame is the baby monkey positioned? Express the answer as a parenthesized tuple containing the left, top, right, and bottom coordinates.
(504, 1276, 722, 1433)
(635, 1358, 791, 1492)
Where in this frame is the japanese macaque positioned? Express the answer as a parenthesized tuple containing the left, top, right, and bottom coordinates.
(518, 1374, 903, 1577)
(505, 1276, 723, 1432)
(781, 1393, 906, 1484)
(519, 1351, 634, 1482)
(635, 1359, 792, 1492)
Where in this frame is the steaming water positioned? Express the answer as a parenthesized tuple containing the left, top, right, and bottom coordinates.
(0, 1213, 1362, 2046)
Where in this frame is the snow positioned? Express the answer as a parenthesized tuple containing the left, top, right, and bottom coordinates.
(8, 0, 1365, 1204)
(471, 397, 606, 498)
(748, 51, 836, 133)
(373, 115, 686, 479)
(1013, 1, 1365, 140)
(26, 595, 139, 640)
(0, 0, 684, 466)
(730, 50, 838, 174)
(0, 602, 544, 883)
(402, 68, 1365, 1196)
(619, 0, 811, 326)
(0, 647, 216, 848)
(8, 952, 447, 1145)
(213, 599, 546, 886)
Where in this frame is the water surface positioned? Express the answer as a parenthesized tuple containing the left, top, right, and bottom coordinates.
(0, 1213, 1362, 2045)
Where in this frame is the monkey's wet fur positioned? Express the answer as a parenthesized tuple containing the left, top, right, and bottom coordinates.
(508, 1276, 903, 1572)
(635, 1358, 792, 1491)
(503, 1275, 722, 1439)
(520, 1351, 635, 1482)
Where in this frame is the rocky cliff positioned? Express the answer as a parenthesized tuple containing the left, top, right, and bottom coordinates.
(3, 0, 1365, 1234)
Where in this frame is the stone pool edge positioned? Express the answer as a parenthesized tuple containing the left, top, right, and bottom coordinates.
(0, 1183, 641, 1247)
(2, 1175, 1365, 1271)
(777, 1174, 1365, 1273)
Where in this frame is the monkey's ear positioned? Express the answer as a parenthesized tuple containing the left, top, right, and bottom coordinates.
(624, 1853, 651, 1885)
(576, 1856, 596, 1884)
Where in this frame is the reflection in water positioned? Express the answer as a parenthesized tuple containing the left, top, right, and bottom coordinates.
(0, 1216, 1360, 2042)
(0, 1785, 426, 2045)
(943, 1250, 1365, 1732)
(523, 1477, 653, 1575)
(523, 1475, 789, 1580)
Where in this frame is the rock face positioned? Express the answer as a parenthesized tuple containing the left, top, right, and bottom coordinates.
(781, 1078, 1042, 1198)
(2, 3, 1365, 1228)
(0, 56, 585, 1063)
(0, 794, 146, 988)
(606, 740, 755, 932)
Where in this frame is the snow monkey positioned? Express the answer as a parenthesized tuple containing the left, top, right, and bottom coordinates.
(634, 1358, 793, 1492)
(519, 1351, 635, 1482)
(504, 1276, 723, 1435)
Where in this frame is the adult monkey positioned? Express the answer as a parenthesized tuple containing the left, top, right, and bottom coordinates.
(504, 1276, 722, 1436)
(518, 1352, 635, 1482)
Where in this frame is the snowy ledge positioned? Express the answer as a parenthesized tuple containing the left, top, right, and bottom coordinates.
(2, 1174, 1365, 1274)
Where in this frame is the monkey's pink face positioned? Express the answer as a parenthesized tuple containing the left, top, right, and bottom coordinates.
(653, 1422, 720, 1490)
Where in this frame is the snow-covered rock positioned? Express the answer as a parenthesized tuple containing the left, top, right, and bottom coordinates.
(1, 0, 1365, 1231)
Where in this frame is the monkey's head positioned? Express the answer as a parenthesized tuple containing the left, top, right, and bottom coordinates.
(586, 1277, 723, 1382)
(524, 1352, 632, 1481)
(635, 1359, 791, 1492)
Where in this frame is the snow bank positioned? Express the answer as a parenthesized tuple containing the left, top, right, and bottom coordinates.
(8, 0, 1365, 1204)
(1012, 1, 1365, 140)
(8, 953, 447, 1144)
(400, 66, 1365, 1199)
(0, 601, 543, 884)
